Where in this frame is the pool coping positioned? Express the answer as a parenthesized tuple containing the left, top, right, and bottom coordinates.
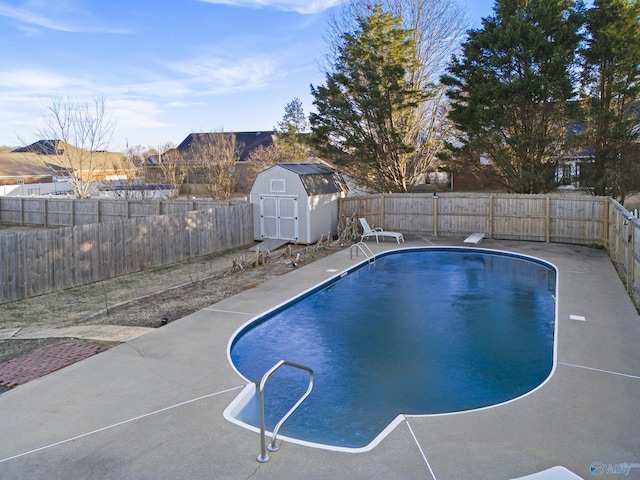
(1, 237, 639, 480)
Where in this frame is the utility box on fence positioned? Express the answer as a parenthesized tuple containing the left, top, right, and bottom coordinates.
(250, 163, 348, 245)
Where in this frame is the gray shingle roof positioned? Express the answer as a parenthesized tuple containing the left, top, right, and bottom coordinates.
(177, 131, 275, 161)
(276, 162, 348, 196)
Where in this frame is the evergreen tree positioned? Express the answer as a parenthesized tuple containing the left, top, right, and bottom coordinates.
(325, 1, 467, 191)
(310, 6, 427, 192)
(275, 97, 310, 159)
(442, 0, 583, 193)
(581, 0, 640, 202)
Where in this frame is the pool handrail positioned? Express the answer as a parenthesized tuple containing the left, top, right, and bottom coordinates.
(257, 360, 314, 463)
(350, 241, 375, 263)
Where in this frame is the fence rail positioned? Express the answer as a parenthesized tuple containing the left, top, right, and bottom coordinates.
(0, 197, 241, 228)
(340, 193, 638, 303)
(0, 203, 253, 304)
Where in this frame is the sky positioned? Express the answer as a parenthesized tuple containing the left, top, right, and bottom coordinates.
(0, 0, 495, 152)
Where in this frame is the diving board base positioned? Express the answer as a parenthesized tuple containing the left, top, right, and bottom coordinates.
(464, 233, 486, 245)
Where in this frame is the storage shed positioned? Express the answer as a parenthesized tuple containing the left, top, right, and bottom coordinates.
(250, 163, 348, 245)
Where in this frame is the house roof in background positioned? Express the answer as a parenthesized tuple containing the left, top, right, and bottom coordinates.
(1, 141, 126, 178)
(0, 152, 53, 177)
(177, 131, 275, 161)
(13, 140, 64, 155)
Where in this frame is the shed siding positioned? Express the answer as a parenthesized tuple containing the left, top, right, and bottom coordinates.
(250, 164, 344, 244)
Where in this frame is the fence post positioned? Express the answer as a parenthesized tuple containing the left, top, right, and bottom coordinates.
(627, 220, 634, 295)
(433, 195, 438, 237)
(489, 195, 494, 239)
(545, 196, 550, 243)
(44, 198, 48, 228)
(605, 199, 611, 251)
(20, 197, 24, 226)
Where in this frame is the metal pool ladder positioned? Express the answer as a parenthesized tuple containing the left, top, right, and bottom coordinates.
(257, 360, 314, 463)
(350, 241, 375, 264)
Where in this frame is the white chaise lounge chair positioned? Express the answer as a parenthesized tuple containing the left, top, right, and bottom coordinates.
(359, 218, 404, 244)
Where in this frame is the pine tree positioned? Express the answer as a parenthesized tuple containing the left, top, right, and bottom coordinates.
(275, 97, 310, 160)
(581, 0, 640, 201)
(310, 6, 426, 192)
(442, 0, 583, 193)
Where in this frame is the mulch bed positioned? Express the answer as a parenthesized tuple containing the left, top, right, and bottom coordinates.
(0, 341, 108, 390)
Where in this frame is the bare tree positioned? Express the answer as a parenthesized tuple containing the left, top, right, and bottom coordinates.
(244, 144, 293, 182)
(152, 143, 189, 199)
(187, 132, 240, 200)
(34, 96, 116, 198)
(404, 85, 455, 186)
(106, 144, 152, 200)
(328, 0, 469, 84)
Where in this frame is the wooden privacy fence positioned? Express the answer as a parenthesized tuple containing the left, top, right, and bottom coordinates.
(608, 199, 640, 302)
(340, 193, 608, 245)
(1, 193, 637, 305)
(340, 193, 638, 303)
(0, 197, 242, 227)
(0, 203, 253, 304)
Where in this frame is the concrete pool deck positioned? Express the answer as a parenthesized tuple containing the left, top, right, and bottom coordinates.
(1, 237, 639, 480)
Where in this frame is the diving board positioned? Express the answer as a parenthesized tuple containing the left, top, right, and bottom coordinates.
(464, 233, 485, 245)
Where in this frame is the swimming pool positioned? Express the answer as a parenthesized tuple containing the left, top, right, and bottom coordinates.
(224, 247, 557, 451)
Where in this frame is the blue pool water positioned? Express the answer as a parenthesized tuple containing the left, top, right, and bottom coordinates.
(228, 248, 557, 449)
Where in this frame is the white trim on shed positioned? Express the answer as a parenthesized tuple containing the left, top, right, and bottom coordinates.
(250, 163, 348, 245)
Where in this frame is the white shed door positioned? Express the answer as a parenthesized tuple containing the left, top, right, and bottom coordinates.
(259, 195, 299, 241)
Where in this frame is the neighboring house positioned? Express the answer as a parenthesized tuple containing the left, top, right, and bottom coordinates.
(460, 149, 595, 192)
(177, 132, 275, 161)
(556, 151, 593, 190)
(146, 131, 277, 195)
(0, 141, 131, 194)
(0, 151, 54, 186)
(13, 139, 65, 156)
(480, 117, 639, 192)
(554, 122, 592, 190)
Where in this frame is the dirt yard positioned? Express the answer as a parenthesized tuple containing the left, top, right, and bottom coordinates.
(0, 239, 344, 366)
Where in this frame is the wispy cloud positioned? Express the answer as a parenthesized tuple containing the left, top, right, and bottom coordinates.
(0, 0, 131, 33)
(0, 68, 93, 91)
(197, 0, 342, 15)
(0, 48, 285, 145)
(110, 98, 168, 130)
(0, 45, 287, 102)
(170, 53, 279, 95)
